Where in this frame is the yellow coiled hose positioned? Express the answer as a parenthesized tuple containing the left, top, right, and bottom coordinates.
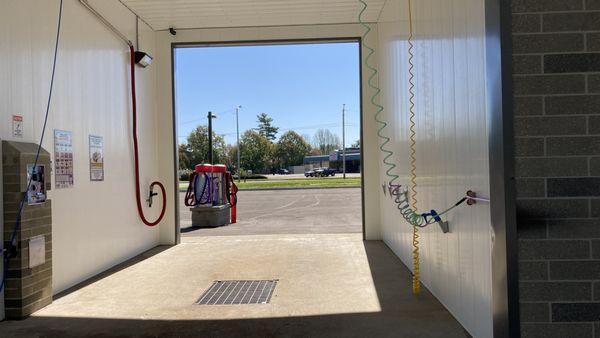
(406, 0, 421, 295)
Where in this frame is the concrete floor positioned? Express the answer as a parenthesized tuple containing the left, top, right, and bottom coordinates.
(0, 233, 467, 337)
(180, 188, 363, 236)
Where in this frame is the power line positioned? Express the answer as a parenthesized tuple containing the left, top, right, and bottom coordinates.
(178, 108, 235, 125)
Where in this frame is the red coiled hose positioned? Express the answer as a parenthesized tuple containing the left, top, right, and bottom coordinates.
(129, 45, 166, 226)
(184, 172, 198, 207)
(225, 172, 238, 207)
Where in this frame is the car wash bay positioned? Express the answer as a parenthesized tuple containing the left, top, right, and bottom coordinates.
(0, 1, 518, 337)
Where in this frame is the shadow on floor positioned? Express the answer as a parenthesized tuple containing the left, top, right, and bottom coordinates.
(180, 225, 218, 233)
(0, 241, 469, 338)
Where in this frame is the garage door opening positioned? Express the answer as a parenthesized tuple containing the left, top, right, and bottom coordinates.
(173, 41, 365, 238)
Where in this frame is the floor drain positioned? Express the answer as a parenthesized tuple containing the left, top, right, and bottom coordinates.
(197, 280, 278, 305)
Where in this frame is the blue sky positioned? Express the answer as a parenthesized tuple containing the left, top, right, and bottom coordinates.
(174, 42, 360, 147)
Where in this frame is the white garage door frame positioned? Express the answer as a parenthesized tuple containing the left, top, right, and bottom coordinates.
(169, 37, 367, 239)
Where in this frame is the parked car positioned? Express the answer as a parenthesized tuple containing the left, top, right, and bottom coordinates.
(314, 167, 336, 177)
(276, 168, 290, 175)
(304, 169, 316, 177)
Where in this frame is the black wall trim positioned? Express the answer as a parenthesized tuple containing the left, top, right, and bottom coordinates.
(486, 0, 520, 337)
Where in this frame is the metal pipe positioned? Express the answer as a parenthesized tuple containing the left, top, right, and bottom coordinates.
(207, 112, 216, 164)
(236, 105, 241, 181)
(342, 103, 346, 179)
(467, 196, 491, 203)
(79, 0, 132, 47)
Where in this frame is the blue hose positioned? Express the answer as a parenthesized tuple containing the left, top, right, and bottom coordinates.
(193, 173, 212, 205)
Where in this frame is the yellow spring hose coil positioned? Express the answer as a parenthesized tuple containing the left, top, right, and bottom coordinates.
(407, 0, 421, 295)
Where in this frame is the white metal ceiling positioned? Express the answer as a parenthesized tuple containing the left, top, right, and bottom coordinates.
(120, 0, 387, 30)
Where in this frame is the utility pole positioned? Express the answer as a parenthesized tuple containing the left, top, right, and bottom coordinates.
(236, 105, 242, 181)
(207, 111, 217, 164)
(342, 104, 346, 179)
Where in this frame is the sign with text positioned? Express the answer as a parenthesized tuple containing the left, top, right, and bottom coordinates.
(89, 135, 104, 181)
(12, 115, 23, 138)
(54, 129, 74, 188)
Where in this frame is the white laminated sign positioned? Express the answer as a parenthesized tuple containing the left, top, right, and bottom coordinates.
(89, 135, 104, 181)
(12, 115, 23, 138)
(54, 129, 74, 188)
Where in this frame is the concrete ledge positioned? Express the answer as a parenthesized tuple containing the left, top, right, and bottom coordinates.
(191, 205, 231, 227)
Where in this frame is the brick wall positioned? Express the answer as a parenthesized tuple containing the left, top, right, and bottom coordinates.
(512, 0, 600, 336)
(2, 141, 53, 319)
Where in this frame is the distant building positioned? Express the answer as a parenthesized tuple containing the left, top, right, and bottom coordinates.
(303, 148, 361, 173)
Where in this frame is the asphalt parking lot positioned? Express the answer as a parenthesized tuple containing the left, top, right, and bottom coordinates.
(180, 188, 362, 236)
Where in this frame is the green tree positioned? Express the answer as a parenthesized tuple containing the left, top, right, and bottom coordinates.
(186, 125, 227, 166)
(351, 139, 361, 148)
(275, 131, 311, 167)
(178, 143, 192, 170)
(256, 113, 279, 141)
(240, 130, 272, 172)
(225, 144, 238, 172)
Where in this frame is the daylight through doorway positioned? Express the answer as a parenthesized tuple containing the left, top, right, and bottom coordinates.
(173, 41, 363, 238)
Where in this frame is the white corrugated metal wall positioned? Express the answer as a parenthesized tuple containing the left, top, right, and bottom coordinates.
(377, 0, 493, 337)
(0, 1, 498, 333)
(0, 0, 161, 293)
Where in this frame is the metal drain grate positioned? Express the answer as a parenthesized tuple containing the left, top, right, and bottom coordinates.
(197, 280, 278, 305)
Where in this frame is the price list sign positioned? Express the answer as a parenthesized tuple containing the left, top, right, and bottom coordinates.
(54, 129, 74, 188)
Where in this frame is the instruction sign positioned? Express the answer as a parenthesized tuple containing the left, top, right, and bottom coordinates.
(12, 115, 23, 138)
(89, 135, 104, 181)
(54, 129, 74, 188)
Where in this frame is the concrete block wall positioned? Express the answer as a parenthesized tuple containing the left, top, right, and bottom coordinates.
(512, 0, 600, 336)
(2, 141, 52, 319)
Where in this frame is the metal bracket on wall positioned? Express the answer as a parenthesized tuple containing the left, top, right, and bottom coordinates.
(438, 221, 450, 234)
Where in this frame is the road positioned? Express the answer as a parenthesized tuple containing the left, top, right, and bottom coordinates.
(180, 188, 362, 236)
(265, 173, 361, 180)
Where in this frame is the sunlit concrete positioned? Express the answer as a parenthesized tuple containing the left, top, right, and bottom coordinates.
(180, 188, 363, 235)
(0, 234, 467, 337)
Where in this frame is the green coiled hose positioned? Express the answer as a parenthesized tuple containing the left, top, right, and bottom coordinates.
(358, 0, 400, 186)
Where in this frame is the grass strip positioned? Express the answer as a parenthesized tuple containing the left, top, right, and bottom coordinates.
(179, 177, 361, 190)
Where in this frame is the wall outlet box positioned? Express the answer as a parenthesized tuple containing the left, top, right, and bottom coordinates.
(29, 235, 45, 268)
